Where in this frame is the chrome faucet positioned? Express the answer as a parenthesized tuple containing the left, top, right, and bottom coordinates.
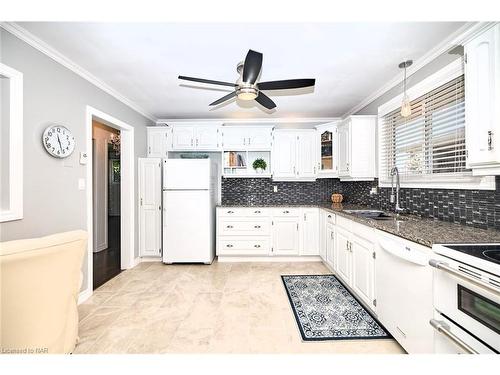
(390, 167, 403, 214)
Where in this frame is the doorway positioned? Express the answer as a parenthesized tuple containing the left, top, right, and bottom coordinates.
(92, 120, 121, 289)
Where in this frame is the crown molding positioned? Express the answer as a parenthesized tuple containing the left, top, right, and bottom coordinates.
(342, 22, 496, 118)
(156, 117, 340, 125)
(1, 22, 157, 122)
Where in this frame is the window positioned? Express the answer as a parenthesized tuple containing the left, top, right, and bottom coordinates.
(378, 60, 494, 189)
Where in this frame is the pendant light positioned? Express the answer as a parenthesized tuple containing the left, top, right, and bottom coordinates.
(399, 60, 413, 118)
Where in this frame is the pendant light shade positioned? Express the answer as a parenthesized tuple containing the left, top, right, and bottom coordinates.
(399, 60, 413, 118)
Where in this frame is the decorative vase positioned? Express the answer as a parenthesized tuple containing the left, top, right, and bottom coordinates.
(256, 168, 264, 174)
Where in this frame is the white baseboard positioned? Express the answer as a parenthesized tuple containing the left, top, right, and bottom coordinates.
(217, 255, 322, 263)
(136, 256, 162, 263)
(78, 288, 92, 305)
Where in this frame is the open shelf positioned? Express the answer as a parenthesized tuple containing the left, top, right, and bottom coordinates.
(223, 150, 271, 178)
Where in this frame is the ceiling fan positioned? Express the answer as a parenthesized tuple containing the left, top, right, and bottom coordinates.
(178, 49, 316, 110)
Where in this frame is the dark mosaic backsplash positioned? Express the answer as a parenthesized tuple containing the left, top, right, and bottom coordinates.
(221, 176, 500, 230)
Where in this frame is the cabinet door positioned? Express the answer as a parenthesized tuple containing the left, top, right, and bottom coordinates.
(326, 223, 335, 268)
(338, 122, 350, 177)
(172, 126, 195, 150)
(272, 132, 297, 178)
(300, 208, 319, 255)
(351, 234, 375, 308)
(335, 226, 351, 283)
(465, 24, 500, 166)
(138, 158, 162, 257)
(222, 127, 246, 149)
(147, 127, 169, 157)
(248, 127, 273, 149)
(296, 131, 317, 178)
(195, 126, 219, 150)
(272, 216, 300, 255)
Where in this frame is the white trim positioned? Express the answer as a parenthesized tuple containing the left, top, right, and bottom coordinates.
(157, 117, 341, 126)
(377, 60, 495, 191)
(137, 256, 162, 263)
(217, 255, 322, 262)
(79, 106, 136, 302)
(77, 289, 92, 305)
(343, 22, 497, 118)
(0, 63, 23, 222)
(0, 22, 156, 122)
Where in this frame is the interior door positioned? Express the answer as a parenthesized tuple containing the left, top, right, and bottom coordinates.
(296, 131, 317, 178)
(300, 208, 319, 255)
(351, 234, 375, 308)
(273, 217, 300, 255)
(335, 226, 351, 283)
(138, 158, 162, 257)
(172, 126, 195, 150)
(272, 132, 297, 178)
(338, 122, 350, 176)
(195, 126, 219, 150)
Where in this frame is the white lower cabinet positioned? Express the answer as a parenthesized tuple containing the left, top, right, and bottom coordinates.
(350, 234, 375, 308)
(334, 226, 352, 284)
(300, 208, 319, 255)
(325, 222, 335, 269)
(272, 216, 300, 255)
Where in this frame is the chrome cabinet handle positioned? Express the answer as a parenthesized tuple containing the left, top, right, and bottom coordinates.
(293, 166, 296, 175)
(148, 146, 151, 154)
(429, 319, 478, 354)
(330, 232, 334, 239)
(196, 138, 199, 146)
(243, 138, 246, 145)
(226, 225, 233, 228)
(254, 244, 261, 248)
(191, 138, 194, 146)
(254, 210, 261, 214)
(248, 137, 251, 145)
(327, 215, 332, 218)
(283, 210, 290, 214)
(227, 210, 234, 214)
(488, 130, 493, 151)
(226, 244, 233, 248)
(254, 225, 261, 228)
(429, 259, 500, 296)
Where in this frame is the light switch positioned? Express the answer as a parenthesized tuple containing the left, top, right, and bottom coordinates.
(79, 152, 88, 165)
(78, 178, 86, 190)
(273, 185, 278, 193)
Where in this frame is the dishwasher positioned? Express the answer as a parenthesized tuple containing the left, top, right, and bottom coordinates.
(376, 232, 434, 353)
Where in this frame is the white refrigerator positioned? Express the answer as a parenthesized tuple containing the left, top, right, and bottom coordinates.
(162, 159, 217, 264)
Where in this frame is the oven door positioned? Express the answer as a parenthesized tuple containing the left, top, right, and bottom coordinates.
(430, 254, 500, 353)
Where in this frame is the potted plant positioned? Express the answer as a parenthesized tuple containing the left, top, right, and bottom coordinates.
(252, 158, 267, 173)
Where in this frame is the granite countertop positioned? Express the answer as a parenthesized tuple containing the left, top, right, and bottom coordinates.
(218, 203, 500, 247)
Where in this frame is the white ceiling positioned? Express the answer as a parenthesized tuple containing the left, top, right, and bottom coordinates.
(17, 22, 465, 120)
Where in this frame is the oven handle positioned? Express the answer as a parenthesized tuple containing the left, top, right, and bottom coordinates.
(429, 259, 500, 297)
(429, 319, 478, 354)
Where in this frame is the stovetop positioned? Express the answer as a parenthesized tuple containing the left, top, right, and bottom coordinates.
(445, 244, 500, 265)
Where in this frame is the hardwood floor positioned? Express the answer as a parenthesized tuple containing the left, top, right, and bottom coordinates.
(93, 215, 121, 289)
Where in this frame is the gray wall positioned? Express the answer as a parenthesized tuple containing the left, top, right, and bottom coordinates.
(0, 29, 154, 288)
(355, 49, 462, 115)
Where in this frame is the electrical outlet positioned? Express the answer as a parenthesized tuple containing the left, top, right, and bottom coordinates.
(273, 185, 278, 193)
(370, 187, 378, 195)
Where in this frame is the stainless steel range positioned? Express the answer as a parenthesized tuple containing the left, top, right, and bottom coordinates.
(430, 243, 500, 354)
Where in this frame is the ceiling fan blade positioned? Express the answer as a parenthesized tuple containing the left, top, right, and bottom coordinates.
(178, 75, 237, 87)
(257, 79, 316, 90)
(209, 91, 237, 106)
(242, 50, 263, 84)
(255, 92, 276, 110)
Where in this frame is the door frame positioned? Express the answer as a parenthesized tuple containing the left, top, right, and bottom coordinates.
(80, 106, 135, 303)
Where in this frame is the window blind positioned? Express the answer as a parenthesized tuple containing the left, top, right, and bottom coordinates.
(379, 74, 467, 183)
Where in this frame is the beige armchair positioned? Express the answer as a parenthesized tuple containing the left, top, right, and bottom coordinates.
(0, 230, 87, 354)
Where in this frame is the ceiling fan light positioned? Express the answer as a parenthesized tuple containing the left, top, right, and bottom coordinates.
(237, 92, 258, 101)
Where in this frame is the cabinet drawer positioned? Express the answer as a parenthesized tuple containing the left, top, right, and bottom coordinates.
(324, 211, 336, 224)
(218, 207, 270, 217)
(218, 218, 270, 236)
(218, 237, 270, 255)
(272, 208, 301, 217)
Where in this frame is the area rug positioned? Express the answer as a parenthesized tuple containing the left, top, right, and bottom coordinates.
(281, 275, 391, 341)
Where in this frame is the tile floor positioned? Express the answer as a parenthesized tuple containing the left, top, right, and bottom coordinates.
(75, 261, 405, 354)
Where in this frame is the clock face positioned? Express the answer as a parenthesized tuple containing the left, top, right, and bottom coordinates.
(42, 125, 75, 158)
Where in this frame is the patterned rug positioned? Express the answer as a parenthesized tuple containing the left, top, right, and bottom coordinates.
(281, 275, 391, 341)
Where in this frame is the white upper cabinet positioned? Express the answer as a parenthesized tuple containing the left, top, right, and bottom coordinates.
(316, 122, 339, 178)
(338, 116, 377, 181)
(221, 126, 273, 150)
(170, 123, 221, 151)
(465, 24, 500, 175)
(272, 129, 318, 181)
(147, 127, 169, 158)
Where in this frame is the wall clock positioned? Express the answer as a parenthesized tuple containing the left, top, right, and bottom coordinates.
(42, 124, 76, 158)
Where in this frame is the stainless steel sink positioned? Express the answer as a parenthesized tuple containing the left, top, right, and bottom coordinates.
(344, 209, 407, 221)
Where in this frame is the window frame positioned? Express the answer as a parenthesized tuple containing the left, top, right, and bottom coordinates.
(1, 63, 23, 222)
(377, 59, 495, 190)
